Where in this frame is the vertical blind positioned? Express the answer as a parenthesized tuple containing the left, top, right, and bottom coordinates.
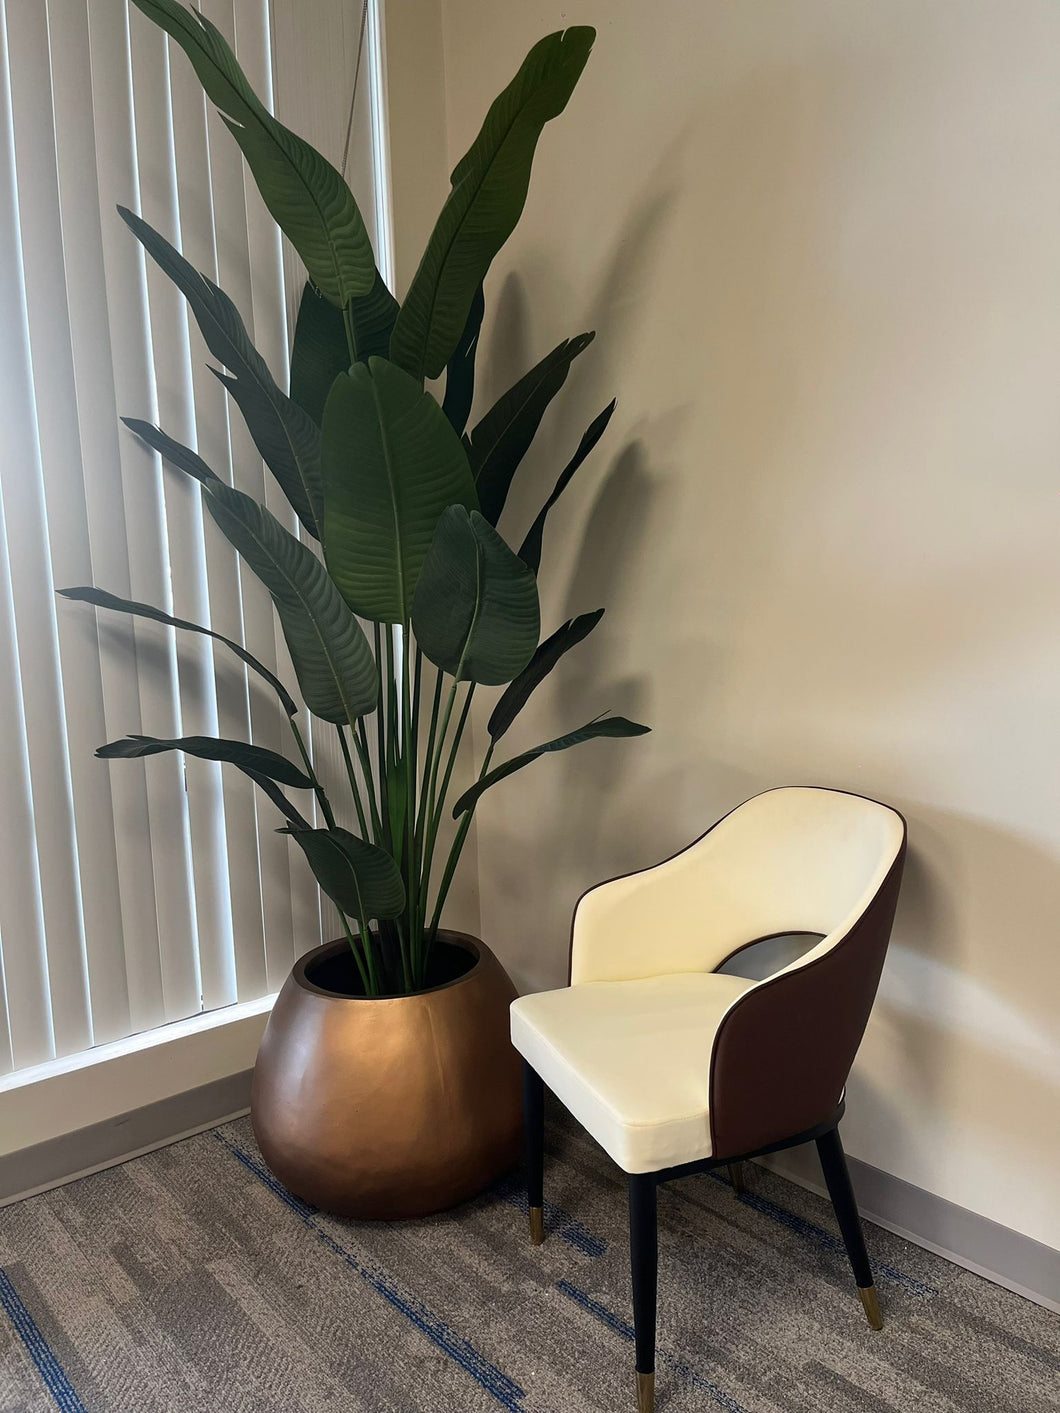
(0, 0, 385, 1075)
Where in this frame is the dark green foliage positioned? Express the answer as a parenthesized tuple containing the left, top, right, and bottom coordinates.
(488, 610, 604, 741)
(131, 0, 375, 304)
(412, 507, 540, 685)
(203, 481, 378, 723)
(97, 734, 313, 787)
(442, 284, 485, 436)
(389, 28, 594, 380)
(453, 717, 651, 817)
(120, 209, 322, 535)
(321, 358, 477, 624)
(468, 333, 594, 526)
(70, 8, 648, 996)
(58, 586, 298, 716)
(283, 827, 406, 922)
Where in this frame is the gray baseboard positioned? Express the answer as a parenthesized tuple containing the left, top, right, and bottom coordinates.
(0, 1069, 253, 1208)
(3, 1074, 1056, 1317)
(759, 1145, 1060, 1314)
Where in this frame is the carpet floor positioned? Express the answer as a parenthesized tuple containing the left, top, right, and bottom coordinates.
(0, 1109, 1056, 1413)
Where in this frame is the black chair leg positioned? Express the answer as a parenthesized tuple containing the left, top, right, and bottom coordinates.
(522, 1061, 545, 1245)
(628, 1174, 658, 1413)
(816, 1127, 882, 1330)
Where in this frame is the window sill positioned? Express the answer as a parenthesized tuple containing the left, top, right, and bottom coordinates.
(0, 995, 277, 1161)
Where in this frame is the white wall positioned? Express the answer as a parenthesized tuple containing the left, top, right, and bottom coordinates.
(414, 0, 1060, 1249)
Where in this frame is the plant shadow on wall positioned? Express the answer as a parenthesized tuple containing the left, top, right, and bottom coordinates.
(475, 173, 742, 952)
(57, 3, 649, 1001)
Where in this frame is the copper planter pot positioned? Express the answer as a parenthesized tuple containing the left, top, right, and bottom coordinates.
(250, 931, 522, 1219)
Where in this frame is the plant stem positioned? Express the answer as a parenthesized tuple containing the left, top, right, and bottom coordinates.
(372, 622, 390, 846)
(290, 714, 376, 987)
(392, 913, 412, 992)
(337, 908, 372, 994)
(342, 303, 357, 365)
(400, 626, 420, 979)
(359, 913, 380, 994)
(427, 741, 495, 947)
(289, 716, 336, 830)
(354, 717, 383, 839)
(431, 684, 475, 845)
(415, 668, 445, 853)
(425, 678, 459, 833)
(336, 724, 369, 838)
(419, 683, 474, 927)
(408, 647, 425, 975)
(384, 626, 398, 775)
(410, 648, 424, 766)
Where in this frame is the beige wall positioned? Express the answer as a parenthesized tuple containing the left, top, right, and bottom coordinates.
(391, 0, 1060, 1248)
(382, 0, 484, 938)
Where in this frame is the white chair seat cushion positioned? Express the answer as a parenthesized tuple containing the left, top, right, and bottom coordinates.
(510, 972, 757, 1174)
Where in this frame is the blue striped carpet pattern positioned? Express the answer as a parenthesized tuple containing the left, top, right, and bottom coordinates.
(0, 1110, 1057, 1412)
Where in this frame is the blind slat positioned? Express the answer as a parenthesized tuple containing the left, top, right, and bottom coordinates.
(3, 0, 99, 1057)
(234, 0, 309, 988)
(166, 47, 265, 1011)
(197, 0, 294, 996)
(47, 0, 178, 1046)
(84, 0, 201, 1028)
(0, 475, 52, 1070)
(127, 13, 246, 1019)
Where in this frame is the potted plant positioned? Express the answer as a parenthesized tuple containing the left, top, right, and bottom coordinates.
(61, 0, 648, 1218)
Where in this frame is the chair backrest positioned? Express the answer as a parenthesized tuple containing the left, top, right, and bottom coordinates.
(569, 786, 906, 1159)
(705, 788, 906, 1158)
(570, 786, 904, 984)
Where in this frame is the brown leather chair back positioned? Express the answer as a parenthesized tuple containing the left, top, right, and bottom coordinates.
(708, 838, 906, 1159)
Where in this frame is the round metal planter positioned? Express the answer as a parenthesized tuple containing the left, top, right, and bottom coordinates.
(250, 931, 522, 1219)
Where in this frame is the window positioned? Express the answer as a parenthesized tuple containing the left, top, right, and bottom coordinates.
(0, 0, 387, 1073)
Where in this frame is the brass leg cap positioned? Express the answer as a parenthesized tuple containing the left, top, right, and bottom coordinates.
(728, 1162, 744, 1194)
(859, 1284, 883, 1331)
(529, 1206, 544, 1246)
(636, 1370, 655, 1413)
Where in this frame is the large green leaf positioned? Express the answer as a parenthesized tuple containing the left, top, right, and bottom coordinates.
(131, 0, 373, 305)
(487, 609, 603, 741)
(58, 586, 298, 716)
(289, 274, 399, 426)
(321, 358, 477, 624)
(453, 715, 650, 816)
(290, 282, 349, 426)
(122, 418, 221, 488)
(469, 333, 594, 525)
(442, 283, 485, 436)
(203, 482, 377, 723)
(283, 827, 406, 921)
(120, 209, 323, 536)
(519, 398, 616, 572)
(389, 28, 595, 381)
(349, 270, 400, 363)
(97, 733, 313, 788)
(211, 368, 322, 530)
(117, 423, 374, 722)
(412, 506, 539, 685)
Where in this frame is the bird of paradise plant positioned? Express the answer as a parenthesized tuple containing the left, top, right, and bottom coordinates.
(60, 0, 648, 997)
